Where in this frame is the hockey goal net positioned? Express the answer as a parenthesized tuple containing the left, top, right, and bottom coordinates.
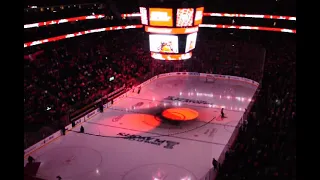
(205, 75, 216, 83)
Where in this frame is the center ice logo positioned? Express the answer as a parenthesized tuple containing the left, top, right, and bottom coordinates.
(117, 132, 180, 149)
(165, 96, 210, 105)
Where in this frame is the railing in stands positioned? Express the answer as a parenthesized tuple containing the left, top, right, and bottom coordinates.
(24, 24, 295, 48)
(122, 12, 296, 21)
(24, 12, 296, 29)
(24, 14, 105, 29)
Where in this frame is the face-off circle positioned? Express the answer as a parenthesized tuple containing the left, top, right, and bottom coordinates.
(36, 147, 102, 179)
(122, 163, 197, 180)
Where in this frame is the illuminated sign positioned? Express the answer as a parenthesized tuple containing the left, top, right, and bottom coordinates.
(145, 26, 199, 34)
(149, 8, 173, 27)
(139, 7, 148, 25)
(194, 7, 204, 25)
(185, 32, 198, 52)
(176, 8, 194, 27)
(149, 34, 179, 53)
(151, 52, 192, 60)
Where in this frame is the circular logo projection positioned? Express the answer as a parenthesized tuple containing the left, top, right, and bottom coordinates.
(161, 108, 199, 121)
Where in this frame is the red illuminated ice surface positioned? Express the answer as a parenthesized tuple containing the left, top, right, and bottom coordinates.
(25, 75, 258, 180)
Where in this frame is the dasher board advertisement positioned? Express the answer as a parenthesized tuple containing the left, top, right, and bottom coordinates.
(194, 7, 204, 25)
(185, 32, 198, 52)
(139, 7, 148, 25)
(176, 8, 194, 27)
(149, 34, 179, 53)
(149, 8, 173, 27)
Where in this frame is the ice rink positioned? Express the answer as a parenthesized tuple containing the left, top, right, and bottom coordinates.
(24, 75, 258, 180)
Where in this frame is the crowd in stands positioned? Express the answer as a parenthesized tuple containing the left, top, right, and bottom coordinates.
(24, 16, 140, 42)
(216, 33, 296, 180)
(25, 19, 102, 42)
(25, 0, 295, 17)
(24, 30, 151, 148)
(202, 16, 295, 30)
(24, 3, 104, 24)
(204, 0, 295, 16)
(24, 16, 295, 180)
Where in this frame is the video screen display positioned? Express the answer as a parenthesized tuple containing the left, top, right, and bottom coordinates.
(149, 34, 179, 53)
(185, 32, 198, 52)
(176, 8, 194, 27)
(145, 26, 199, 34)
(151, 52, 192, 60)
(149, 8, 173, 27)
(139, 7, 148, 25)
(194, 7, 204, 25)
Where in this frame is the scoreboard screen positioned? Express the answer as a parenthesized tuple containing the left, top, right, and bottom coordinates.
(141, 6, 204, 60)
(185, 32, 198, 52)
(176, 8, 194, 27)
(194, 7, 204, 25)
(139, 7, 148, 25)
(149, 8, 173, 27)
(149, 34, 179, 53)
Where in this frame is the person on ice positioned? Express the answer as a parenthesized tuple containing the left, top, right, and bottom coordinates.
(137, 86, 141, 94)
(28, 156, 35, 164)
(212, 158, 219, 171)
(221, 108, 225, 118)
(80, 125, 84, 133)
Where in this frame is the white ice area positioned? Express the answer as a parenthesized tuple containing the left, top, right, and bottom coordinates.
(25, 76, 257, 180)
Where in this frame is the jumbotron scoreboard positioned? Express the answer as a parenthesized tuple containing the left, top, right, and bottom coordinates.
(139, 5, 204, 60)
